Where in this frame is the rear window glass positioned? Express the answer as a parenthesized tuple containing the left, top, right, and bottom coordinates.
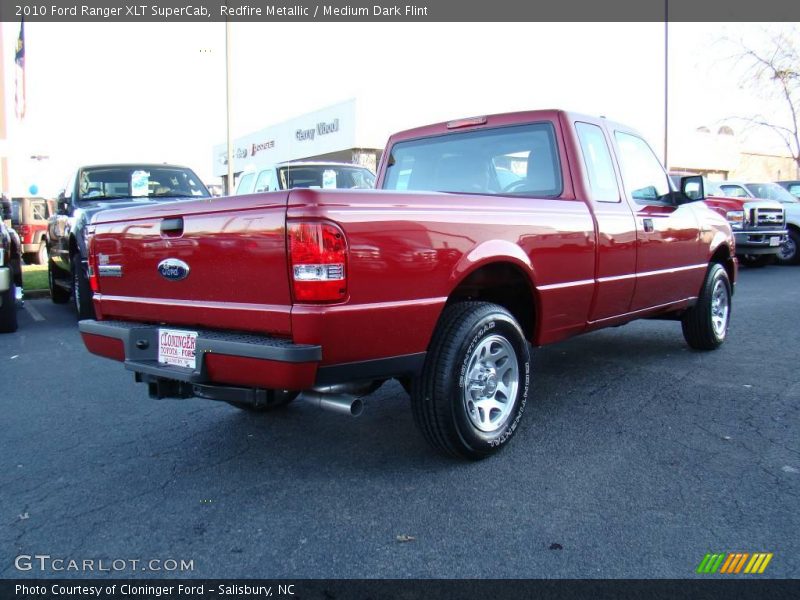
(382, 122, 562, 197)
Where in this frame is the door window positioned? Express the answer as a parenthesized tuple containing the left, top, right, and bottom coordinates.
(236, 172, 256, 195)
(254, 169, 277, 192)
(614, 132, 671, 204)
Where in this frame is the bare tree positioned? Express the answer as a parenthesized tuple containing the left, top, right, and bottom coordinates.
(731, 27, 800, 177)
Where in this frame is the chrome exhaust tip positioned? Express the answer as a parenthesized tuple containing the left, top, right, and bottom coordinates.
(301, 392, 364, 417)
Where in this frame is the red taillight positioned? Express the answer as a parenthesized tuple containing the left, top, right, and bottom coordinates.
(288, 221, 347, 303)
(87, 233, 99, 293)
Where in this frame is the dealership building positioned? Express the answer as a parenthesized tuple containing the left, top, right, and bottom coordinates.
(212, 99, 383, 191)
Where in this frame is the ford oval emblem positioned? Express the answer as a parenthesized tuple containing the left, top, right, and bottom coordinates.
(157, 258, 190, 281)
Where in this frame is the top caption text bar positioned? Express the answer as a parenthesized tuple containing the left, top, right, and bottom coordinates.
(2, 0, 800, 22)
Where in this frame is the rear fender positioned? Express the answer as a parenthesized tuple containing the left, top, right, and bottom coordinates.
(449, 239, 535, 286)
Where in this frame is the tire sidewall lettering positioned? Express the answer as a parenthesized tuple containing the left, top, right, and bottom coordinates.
(454, 314, 530, 451)
(459, 320, 495, 388)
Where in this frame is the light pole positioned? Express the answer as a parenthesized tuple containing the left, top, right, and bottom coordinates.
(225, 19, 234, 194)
(664, 0, 669, 168)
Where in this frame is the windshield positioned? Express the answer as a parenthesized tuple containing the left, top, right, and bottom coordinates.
(277, 165, 376, 190)
(77, 166, 209, 201)
(744, 183, 798, 203)
(382, 122, 562, 197)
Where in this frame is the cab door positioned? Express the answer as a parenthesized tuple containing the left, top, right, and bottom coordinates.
(572, 121, 638, 322)
(612, 131, 705, 312)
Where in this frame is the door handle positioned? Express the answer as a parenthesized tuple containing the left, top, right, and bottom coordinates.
(642, 218, 654, 233)
(161, 217, 184, 237)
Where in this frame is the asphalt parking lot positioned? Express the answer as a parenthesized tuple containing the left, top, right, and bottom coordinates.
(2, 266, 799, 579)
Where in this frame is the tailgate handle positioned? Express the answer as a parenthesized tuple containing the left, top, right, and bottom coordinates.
(161, 217, 184, 236)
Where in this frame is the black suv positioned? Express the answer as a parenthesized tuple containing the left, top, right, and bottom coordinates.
(48, 164, 210, 319)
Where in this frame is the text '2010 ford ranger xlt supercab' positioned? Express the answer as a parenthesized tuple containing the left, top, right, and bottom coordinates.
(78, 110, 736, 459)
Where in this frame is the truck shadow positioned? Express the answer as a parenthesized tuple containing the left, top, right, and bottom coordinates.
(159, 322, 700, 479)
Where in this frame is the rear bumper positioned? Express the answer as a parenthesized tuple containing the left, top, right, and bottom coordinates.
(734, 229, 787, 254)
(78, 319, 321, 390)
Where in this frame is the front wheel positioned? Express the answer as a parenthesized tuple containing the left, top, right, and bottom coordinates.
(411, 302, 531, 460)
(682, 263, 731, 350)
(776, 229, 800, 265)
(49, 258, 70, 304)
(71, 254, 95, 320)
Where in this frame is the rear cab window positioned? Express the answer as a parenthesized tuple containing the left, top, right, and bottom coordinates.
(575, 122, 620, 203)
(382, 122, 562, 198)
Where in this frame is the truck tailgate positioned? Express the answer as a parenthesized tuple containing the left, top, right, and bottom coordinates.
(90, 193, 292, 335)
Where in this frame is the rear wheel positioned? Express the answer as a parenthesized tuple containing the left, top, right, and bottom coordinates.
(48, 258, 70, 304)
(776, 229, 800, 265)
(411, 302, 531, 460)
(71, 254, 95, 320)
(0, 283, 18, 333)
(682, 263, 731, 350)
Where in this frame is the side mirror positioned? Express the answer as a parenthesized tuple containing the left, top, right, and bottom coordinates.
(57, 200, 71, 215)
(680, 175, 704, 202)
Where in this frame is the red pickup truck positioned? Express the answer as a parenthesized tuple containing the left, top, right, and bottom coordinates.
(78, 110, 736, 459)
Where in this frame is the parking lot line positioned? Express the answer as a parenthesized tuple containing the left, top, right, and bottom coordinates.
(23, 302, 45, 322)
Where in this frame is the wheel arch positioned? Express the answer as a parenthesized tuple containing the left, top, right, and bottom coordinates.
(709, 242, 736, 286)
(445, 255, 539, 342)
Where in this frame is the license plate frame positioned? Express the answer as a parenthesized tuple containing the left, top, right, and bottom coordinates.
(769, 236, 781, 247)
(158, 328, 198, 369)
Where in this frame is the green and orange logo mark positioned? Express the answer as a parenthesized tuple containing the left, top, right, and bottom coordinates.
(696, 552, 773, 574)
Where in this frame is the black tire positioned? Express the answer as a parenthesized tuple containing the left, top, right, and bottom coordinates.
(0, 283, 18, 333)
(776, 229, 800, 266)
(35, 241, 48, 266)
(48, 258, 70, 304)
(681, 263, 731, 351)
(739, 254, 773, 268)
(226, 390, 299, 412)
(71, 254, 95, 320)
(411, 301, 531, 460)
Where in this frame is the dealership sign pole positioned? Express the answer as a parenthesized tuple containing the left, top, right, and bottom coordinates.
(225, 17, 233, 194)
